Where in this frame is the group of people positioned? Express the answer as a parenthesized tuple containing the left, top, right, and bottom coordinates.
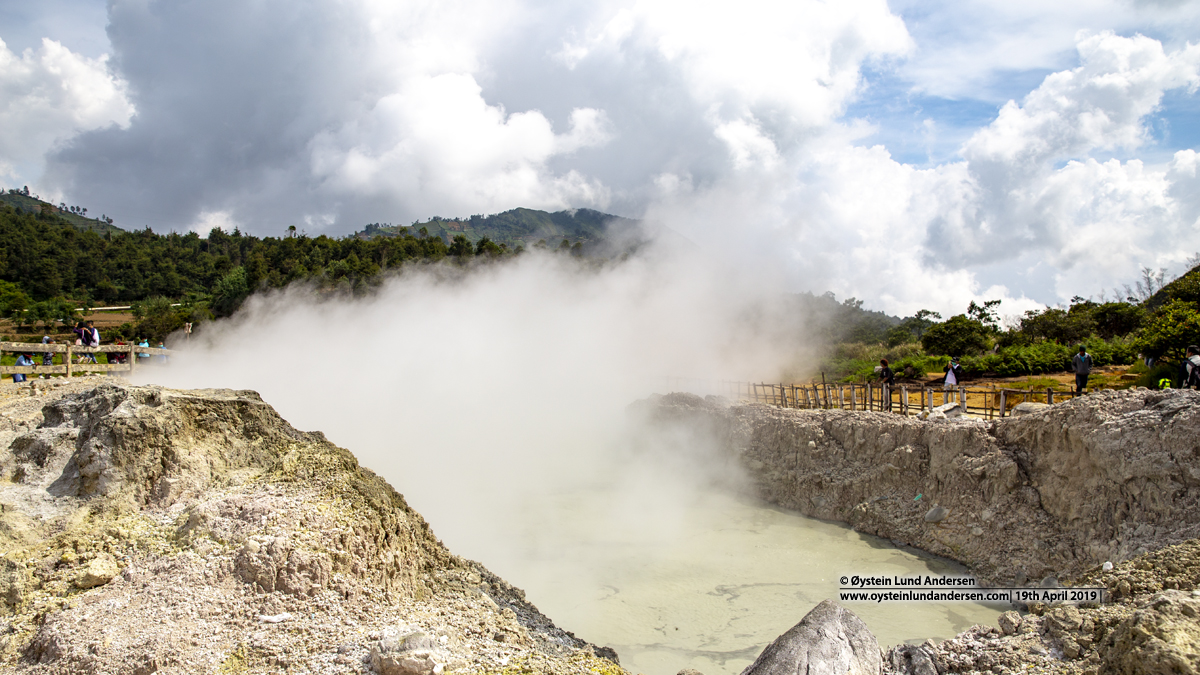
(872, 343, 1199, 398)
(872, 346, 1099, 399)
(9, 322, 166, 383)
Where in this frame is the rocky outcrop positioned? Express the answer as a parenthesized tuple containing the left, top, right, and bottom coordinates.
(0, 382, 622, 675)
(634, 389, 1200, 584)
(740, 600, 880, 675)
(636, 389, 1200, 675)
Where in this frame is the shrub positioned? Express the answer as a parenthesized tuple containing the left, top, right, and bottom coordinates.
(921, 315, 990, 356)
(1134, 299, 1200, 362)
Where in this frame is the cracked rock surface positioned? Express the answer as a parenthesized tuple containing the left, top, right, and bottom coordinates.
(0, 382, 623, 675)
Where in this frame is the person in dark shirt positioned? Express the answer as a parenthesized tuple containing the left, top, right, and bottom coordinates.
(879, 359, 895, 411)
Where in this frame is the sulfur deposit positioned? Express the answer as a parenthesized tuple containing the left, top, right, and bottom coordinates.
(0, 380, 622, 675)
(639, 390, 1200, 675)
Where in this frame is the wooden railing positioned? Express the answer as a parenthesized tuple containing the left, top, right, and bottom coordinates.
(738, 381, 1079, 418)
(0, 341, 172, 380)
(662, 379, 1077, 419)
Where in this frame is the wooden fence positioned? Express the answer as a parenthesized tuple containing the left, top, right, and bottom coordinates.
(0, 341, 172, 380)
(681, 379, 1077, 419)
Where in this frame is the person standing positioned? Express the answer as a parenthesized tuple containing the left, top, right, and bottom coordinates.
(12, 353, 33, 383)
(1072, 345, 1094, 395)
(943, 358, 962, 390)
(879, 359, 895, 411)
(84, 320, 100, 364)
(1183, 345, 1200, 389)
(41, 336, 54, 367)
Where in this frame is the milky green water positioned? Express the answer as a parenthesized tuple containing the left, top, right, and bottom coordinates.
(495, 490, 1004, 675)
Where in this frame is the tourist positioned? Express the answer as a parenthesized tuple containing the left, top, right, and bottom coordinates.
(41, 336, 54, 367)
(1072, 345, 1094, 395)
(137, 338, 150, 361)
(943, 358, 962, 390)
(879, 359, 895, 411)
(83, 320, 100, 364)
(12, 353, 33, 383)
(1183, 345, 1200, 390)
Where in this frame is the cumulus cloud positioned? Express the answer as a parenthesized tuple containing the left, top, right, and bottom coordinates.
(645, 31, 1200, 316)
(0, 37, 133, 186)
(3, 0, 1198, 315)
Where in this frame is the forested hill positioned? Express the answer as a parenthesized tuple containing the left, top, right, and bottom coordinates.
(357, 207, 643, 250)
(0, 190, 123, 236)
(0, 200, 452, 317)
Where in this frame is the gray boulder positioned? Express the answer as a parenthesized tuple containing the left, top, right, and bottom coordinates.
(1010, 402, 1050, 417)
(740, 600, 880, 675)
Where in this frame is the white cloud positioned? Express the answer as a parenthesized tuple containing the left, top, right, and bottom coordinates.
(567, 0, 912, 127)
(642, 32, 1200, 316)
(963, 32, 1200, 167)
(4, 0, 1197, 318)
(309, 73, 613, 215)
(892, 0, 1200, 101)
(0, 37, 133, 183)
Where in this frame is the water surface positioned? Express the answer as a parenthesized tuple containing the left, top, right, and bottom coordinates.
(494, 490, 1002, 675)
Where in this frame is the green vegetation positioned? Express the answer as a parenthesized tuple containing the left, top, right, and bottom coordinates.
(812, 265, 1200, 385)
(0, 198, 637, 343)
(0, 189, 122, 236)
(359, 207, 641, 251)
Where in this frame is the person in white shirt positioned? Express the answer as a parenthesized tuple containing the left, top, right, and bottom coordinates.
(943, 358, 961, 390)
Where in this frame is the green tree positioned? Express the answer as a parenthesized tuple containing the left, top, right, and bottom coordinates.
(967, 299, 1002, 330)
(449, 235, 473, 257)
(135, 296, 185, 341)
(1017, 308, 1095, 345)
(29, 301, 53, 332)
(474, 237, 502, 257)
(51, 298, 79, 329)
(1134, 299, 1200, 362)
(921, 315, 991, 356)
(211, 267, 250, 317)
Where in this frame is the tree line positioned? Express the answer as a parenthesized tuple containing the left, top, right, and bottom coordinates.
(0, 204, 526, 340)
(816, 265, 1200, 385)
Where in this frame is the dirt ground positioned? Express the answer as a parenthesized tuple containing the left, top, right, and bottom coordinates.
(0, 310, 135, 343)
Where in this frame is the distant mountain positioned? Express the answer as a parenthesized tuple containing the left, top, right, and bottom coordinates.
(0, 191, 124, 236)
(354, 207, 678, 255)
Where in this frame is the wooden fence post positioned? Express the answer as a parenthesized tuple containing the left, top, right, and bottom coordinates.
(866, 382, 873, 411)
(839, 385, 845, 410)
(1047, 388, 1054, 405)
(999, 390, 1007, 417)
(901, 386, 908, 416)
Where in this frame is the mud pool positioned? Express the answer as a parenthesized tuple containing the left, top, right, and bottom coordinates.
(487, 490, 1003, 675)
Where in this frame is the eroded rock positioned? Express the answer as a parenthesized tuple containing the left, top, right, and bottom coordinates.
(740, 600, 880, 675)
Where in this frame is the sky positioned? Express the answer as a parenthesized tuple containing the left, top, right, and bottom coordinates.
(2, 0, 1200, 317)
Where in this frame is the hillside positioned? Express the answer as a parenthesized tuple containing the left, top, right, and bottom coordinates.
(357, 207, 654, 253)
(0, 191, 123, 236)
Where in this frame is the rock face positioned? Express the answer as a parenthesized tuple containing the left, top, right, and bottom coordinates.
(634, 389, 1200, 583)
(0, 383, 621, 675)
(740, 600, 880, 675)
(1103, 591, 1200, 675)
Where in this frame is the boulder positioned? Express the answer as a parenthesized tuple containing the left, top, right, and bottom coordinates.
(76, 555, 118, 589)
(371, 625, 456, 675)
(1010, 402, 1050, 417)
(740, 600, 880, 675)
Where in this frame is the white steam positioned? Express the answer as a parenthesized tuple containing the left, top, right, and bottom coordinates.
(142, 249, 795, 575)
